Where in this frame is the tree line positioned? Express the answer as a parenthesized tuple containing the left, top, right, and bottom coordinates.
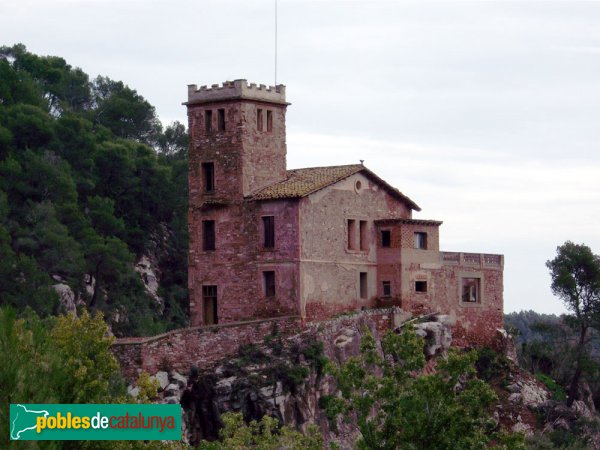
(0, 44, 188, 336)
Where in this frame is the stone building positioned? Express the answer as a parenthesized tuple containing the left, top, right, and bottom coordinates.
(185, 80, 504, 343)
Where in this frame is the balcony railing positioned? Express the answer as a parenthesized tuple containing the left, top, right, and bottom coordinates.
(441, 252, 503, 268)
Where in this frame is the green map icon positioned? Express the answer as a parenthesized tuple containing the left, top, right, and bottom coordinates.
(10, 404, 49, 440)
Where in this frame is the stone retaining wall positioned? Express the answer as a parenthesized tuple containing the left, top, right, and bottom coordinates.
(112, 308, 401, 380)
(113, 316, 301, 379)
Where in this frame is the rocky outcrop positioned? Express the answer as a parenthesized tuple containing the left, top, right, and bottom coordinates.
(413, 315, 453, 357)
(129, 310, 454, 447)
(135, 255, 163, 309)
(52, 283, 77, 316)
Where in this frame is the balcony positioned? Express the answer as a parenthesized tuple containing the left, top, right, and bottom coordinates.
(441, 252, 503, 268)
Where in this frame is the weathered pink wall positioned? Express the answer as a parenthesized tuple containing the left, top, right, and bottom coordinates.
(113, 316, 301, 380)
(298, 173, 411, 319)
(187, 82, 295, 325)
(112, 309, 397, 381)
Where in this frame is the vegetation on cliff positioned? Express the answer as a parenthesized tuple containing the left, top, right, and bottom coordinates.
(0, 306, 183, 449)
(323, 327, 525, 449)
(0, 44, 188, 336)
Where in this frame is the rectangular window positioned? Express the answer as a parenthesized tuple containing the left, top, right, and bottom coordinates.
(347, 219, 356, 250)
(257, 108, 263, 131)
(360, 272, 368, 299)
(415, 281, 428, 293)
(381, 230, 391, 248)
(414, 232, 427, 249)
(264, 271, 276, 297)
(359, 220, 368, 251)
(217, 108, 225, 131)
(266, 110, 273, 132)
(202, 285, 218, 325)
(382, 281, 391, 297)
(462, 278, 480, 303)
(262, 216, 275, 248)
(205, 110, 212, 133)
(202, 220, 215, 251)
(202, 162, 215, 192)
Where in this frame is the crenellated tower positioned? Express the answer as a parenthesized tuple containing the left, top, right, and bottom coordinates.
(185, 80, 290, 326)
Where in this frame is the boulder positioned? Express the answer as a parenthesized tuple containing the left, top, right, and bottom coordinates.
(494, 328, 518, 363)
(52, 283, 77, 316)
(164, 383, 179, 397)
(127, 385, 140, 398)
(153, 371, 170, 390)
(413, 320, 452, 357)
(163, 396, 180, 405)
(170, 371, 188, 389)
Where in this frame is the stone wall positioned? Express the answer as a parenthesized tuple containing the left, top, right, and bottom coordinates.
(112, 308, 401, 381)
(299, 173, 411, 319)
(187, 83, 291, 326)
(113, 316, 301, 380)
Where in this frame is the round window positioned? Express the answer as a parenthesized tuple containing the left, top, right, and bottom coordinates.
(355, 180, 362, 191)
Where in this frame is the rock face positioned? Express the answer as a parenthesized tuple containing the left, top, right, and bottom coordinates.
(413, 315, 453, 357)
(506, 379, 548, 406)
(52, 283, 77, 315)
(135, 311, 454, 447)
(135, 255, 163, 308)
(130, 311, 600, 448)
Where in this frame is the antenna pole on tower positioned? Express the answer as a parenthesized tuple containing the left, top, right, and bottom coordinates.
(275, 0, 278, 85)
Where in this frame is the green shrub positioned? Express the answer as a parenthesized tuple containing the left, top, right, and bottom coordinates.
(535, 372, 566, 401)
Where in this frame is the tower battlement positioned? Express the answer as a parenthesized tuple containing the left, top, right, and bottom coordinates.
(185, 79, 287, 105)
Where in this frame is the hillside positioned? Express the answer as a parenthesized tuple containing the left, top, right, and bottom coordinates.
(0, 44, 188, 336)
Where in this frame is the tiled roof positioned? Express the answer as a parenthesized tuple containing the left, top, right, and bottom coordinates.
(249, 164, 421, 211)
(374, 218, 443, 226)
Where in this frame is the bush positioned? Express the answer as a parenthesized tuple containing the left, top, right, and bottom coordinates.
(476, 346, 510, 381)
(535, 373, 566, 401)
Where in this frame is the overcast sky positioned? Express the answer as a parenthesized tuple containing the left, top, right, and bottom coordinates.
(3, 0, 600, 315)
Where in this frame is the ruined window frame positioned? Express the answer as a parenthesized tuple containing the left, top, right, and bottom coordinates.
(359, 220, 368, 251)
(257, 108, 263, 131)
(459, 272, 484, 306)
(217, 108, 225, 132)
(262, 216, 275, 249)
(381, 229, 391, 248)
(202, 219, 216, 251)
(347, 219, 357, 250)
(266, 110, 273, 132)
(202, 285, 218, 325)
(414, 231, 427, 249)
(415, 280, 428, 293)
(359, 272, 368, 299)
(382, 280, 391, 297)
(205, 110, 213, 133)
(263, 271, 276, 298)
(202, 162, 215, 193)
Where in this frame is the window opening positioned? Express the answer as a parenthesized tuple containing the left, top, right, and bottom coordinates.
(347, 219, 356, 250)
(382, 281, 391, 297)
(263, 216, 275, 248)
(202, 285, 218, 325)
(266, 110, 273, 132)
(359, 220, 368, 251)
(202, 162, 215, 192)
(257, 108, 263, 131)
(217, 108, 225, 131)
(264, 271, 276, 297)
(462, 278, 480, 303)
(415, 281, 428, 293)
(203, 220, 215, 251)
(381, 230, 391, 248)
(414, 232, 427, 249)
(205, 110, 212, 133)
(360, 272, 368, 299)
